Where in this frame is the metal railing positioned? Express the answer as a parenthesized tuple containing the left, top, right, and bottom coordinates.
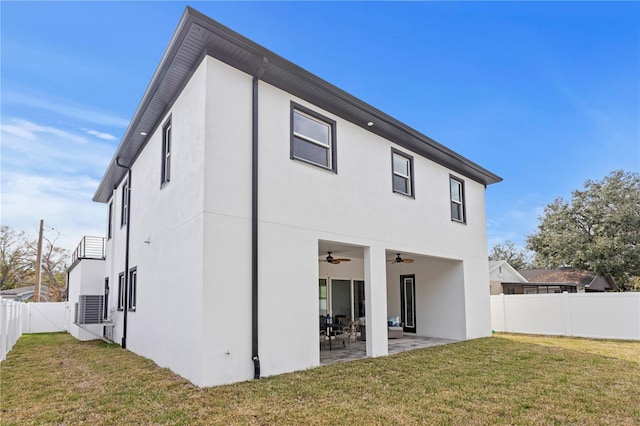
(71, 236, 105, 264)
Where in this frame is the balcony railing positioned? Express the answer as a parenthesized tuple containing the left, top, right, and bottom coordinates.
(71, 236, 105, 264)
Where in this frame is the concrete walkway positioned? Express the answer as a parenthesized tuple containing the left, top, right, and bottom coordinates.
(320, 335, 457, 366)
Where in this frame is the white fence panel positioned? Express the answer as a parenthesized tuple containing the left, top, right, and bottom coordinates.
(491, 292, 640, 341)
(1, 299, 24, 361)
(23, 302, 70, 334)
(1, 300, 71, 361)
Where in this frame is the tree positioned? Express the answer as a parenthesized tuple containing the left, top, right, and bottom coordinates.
(488, 240, 532, 270)
(0, 225, 70, 301)
(0, 226, 32, 290)
(34, 231, 69, 302)
(527, 170, 640, 291)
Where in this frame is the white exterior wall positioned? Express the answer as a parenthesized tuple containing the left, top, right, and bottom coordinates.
(201, 57, 254, 385)
(254, 71, 489, 377)
(67, 259, 106, 340)
(104, 58, 208, 385)
(97, 54, 493, 387)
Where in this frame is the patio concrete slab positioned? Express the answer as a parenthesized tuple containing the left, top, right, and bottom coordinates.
(320, 335, 457, 366)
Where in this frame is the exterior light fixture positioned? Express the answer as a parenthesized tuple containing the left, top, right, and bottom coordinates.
(367, 122, 374, 127)
(140, 131, 148, 136)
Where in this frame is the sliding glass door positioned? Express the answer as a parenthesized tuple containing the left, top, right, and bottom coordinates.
(319, 278, 366, 321)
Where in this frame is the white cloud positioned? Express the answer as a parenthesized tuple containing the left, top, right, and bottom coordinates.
(1, 117, 114, 255)
(3, 91, 130, 129)
(1, 118, 112, 174)
(86, 129, 118, 141)
(2, 118, 87, 144)
(0, 122, 36, 140)
(1, 171, 106, 254)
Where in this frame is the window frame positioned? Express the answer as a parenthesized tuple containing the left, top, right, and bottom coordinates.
(120, 180, 129, 228)
(161, 117, 172, 187)
(391, 148, 415, 198)
(128, 267, 137, 312)
(104, 278, 110, 319)
(117, 272, 125, 311)
(290, 102, 337, 173)
(107, 200, 113, 240)
(450, 175, 466, 224)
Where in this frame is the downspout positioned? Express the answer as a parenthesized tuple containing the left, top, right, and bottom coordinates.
(115, 157, 131, 349)
(252, 58, 269, 380)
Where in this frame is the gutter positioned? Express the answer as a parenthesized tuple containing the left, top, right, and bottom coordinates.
(252, 58, 269, 380)
(115, 157, 132, 349)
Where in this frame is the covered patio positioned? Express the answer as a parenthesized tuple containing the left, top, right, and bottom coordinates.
(317, 239, 466, 364)
(320, 335, 457, 366)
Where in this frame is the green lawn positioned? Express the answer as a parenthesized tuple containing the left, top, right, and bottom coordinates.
(1, 332, 638, 425)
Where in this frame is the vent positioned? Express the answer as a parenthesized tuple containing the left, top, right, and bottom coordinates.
(75, 295, 105, 325)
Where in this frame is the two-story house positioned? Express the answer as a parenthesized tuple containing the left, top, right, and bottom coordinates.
(68, 7, 501, 387)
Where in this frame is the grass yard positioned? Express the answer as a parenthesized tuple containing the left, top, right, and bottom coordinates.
(1, 333, 639, 425)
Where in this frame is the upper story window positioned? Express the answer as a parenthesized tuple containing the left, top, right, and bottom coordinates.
(161, 118, 171, 186)
(391, 148, 414, 198)
(450, 176, 466, 223)
(291, 103, 337, 172)
(107, 201, 113, 240)
(121, 180, 129, 227)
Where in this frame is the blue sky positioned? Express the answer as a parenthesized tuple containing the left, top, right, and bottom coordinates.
(1, 1, 639, 254)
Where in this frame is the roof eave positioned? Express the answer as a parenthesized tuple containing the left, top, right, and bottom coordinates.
(93, 7, 502, 203)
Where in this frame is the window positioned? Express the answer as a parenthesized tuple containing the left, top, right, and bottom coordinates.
(128, 267, 137, 312)
(291, 103, 337, 172)
(319, 279, 327, 316)
(107, 201, 113, 239)
(104, 278, 110, 319)
(161, 119, 171, 186)
(391, 149, 414, 197)
(117, 272, 125, 311)
(450, 176, 465, 223)
(121, 180, 129, 227)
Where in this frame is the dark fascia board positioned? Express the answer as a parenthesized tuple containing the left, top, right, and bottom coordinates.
(93, 6, 502, 202)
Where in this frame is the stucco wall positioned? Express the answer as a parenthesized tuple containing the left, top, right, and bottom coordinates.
(67, 259, 106, 341)
(104, 58, 208, 385)
(98, 53, 493, 387)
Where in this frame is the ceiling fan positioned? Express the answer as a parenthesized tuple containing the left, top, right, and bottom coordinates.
(389, 253, 414, 264)
(319, 252, 351, 265)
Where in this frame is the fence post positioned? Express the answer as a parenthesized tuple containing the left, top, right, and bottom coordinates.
(562, 291, 571, 337)
(1, 300, 6, 361)
(501, 293, 508, 332)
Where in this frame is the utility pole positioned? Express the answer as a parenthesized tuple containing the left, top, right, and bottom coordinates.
(33, 219, 44, 302)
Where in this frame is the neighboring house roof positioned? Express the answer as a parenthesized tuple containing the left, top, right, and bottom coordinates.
(0, 285, 51, 302)
(489, 260, 527, 283)
(93, 6, 502, 203)
(518, 268, 618, 291)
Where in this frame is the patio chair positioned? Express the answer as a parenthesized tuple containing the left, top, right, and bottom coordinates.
(320, 329, 328, 349)
(335, 320, 359, 348)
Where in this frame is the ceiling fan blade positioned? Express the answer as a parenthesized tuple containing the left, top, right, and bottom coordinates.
(334, 258, 350, 262)
(403, 259, 415, 263)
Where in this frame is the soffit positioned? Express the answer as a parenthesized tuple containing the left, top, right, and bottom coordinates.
(94, 7, 502, 203)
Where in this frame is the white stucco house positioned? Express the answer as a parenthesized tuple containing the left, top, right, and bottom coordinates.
(67, 7, 502, 387)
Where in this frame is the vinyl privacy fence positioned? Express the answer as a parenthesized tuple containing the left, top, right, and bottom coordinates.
(491, 292, 640, 341)
(1, 300, 70, 360)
